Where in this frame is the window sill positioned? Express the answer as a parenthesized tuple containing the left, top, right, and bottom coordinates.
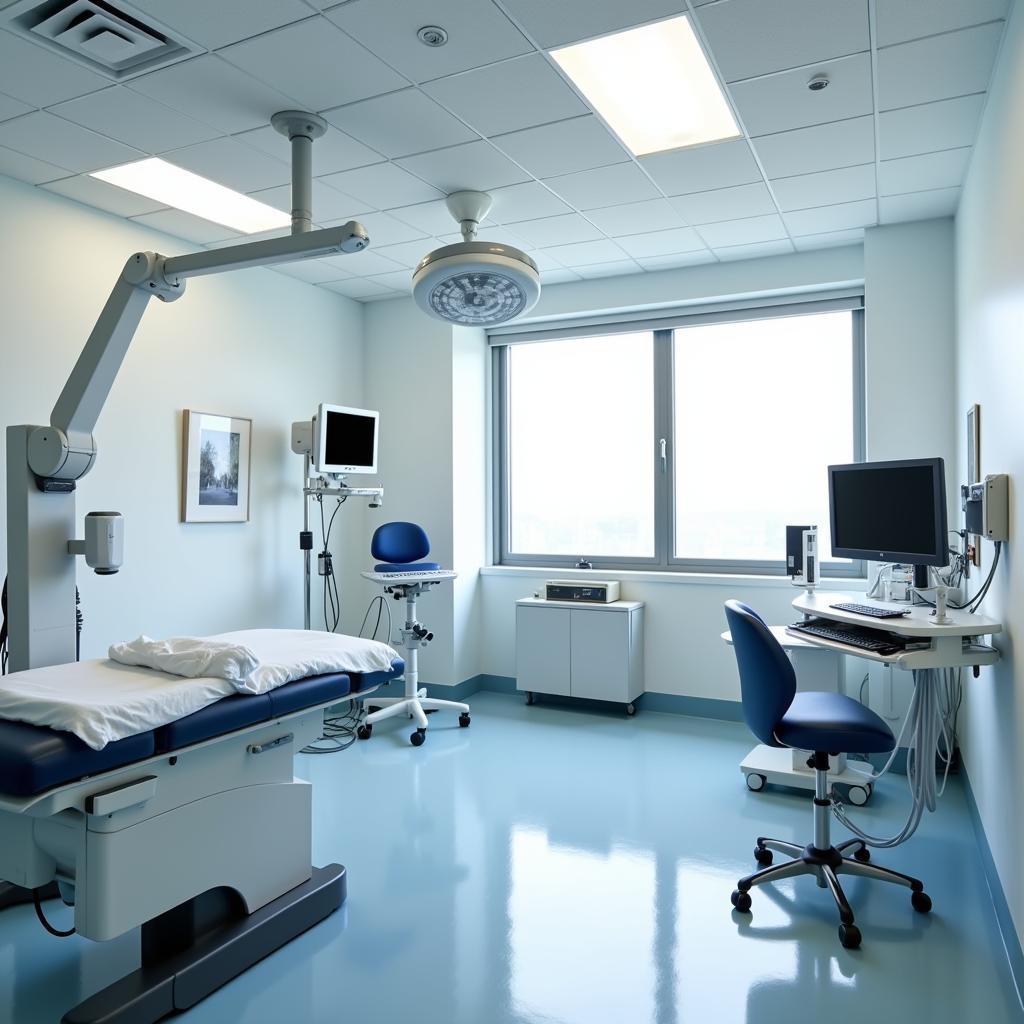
(479, 565, 865, 590)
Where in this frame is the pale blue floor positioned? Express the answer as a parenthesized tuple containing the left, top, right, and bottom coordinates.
(2, 691, 1022, 1023)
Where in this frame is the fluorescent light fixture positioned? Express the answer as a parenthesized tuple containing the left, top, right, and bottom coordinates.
(91, 157, 291, 234)
(551, 16, 740, 157)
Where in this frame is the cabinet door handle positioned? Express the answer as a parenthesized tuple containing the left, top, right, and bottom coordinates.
(659, 437, 668, 473)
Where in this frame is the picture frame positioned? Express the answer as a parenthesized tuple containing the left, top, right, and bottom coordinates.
(181, 410, 251, 523)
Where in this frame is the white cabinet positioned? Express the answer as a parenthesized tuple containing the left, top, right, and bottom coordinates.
(515, 598, 644, 711)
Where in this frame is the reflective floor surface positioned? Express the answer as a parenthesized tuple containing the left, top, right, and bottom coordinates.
(2, 691, 1022, 1023)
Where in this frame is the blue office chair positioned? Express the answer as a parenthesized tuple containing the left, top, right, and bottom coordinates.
(724, 600, 932, 949)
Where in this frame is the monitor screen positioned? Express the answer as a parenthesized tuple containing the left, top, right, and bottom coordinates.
(829, 458, 947, 565)
(315, 404, 379, 474)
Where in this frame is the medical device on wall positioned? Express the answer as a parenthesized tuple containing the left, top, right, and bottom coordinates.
(5, 108, 370, 673)
(412, 190, 541, 326)
(786, 524, 818, 590)
(67, 511, 124, 575)
(545, 580, 621, 603)
(964, 473, 1009, 542)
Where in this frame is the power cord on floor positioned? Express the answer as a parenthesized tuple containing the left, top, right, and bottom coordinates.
(33, 888, 75, 938)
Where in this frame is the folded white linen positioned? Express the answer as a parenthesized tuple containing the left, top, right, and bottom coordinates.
(109, 635, 260, 685)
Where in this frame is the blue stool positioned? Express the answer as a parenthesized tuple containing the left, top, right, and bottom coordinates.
(725, 600, 932, 949)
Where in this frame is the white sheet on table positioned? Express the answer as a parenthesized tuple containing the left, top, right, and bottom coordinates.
(109, 635, 260, 685)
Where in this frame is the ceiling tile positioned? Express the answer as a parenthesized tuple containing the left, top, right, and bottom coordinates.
(330, 211, 428, 246)
(879, 187, 960, 223)
(540, 268, 583, 284)
(492, 115, 628, 179)
(753, 115, 875, 178)
(670, 181, 777, 223)
(0, 31, 109, 107)
(637, 251, 717, 270)
(164, 137, 290, 192)
(511, 213, 603, 248)
(792, 228, 865, 251)
(618, 226, 706, 258)
(730, 53, 873, 138)
(714, 239, 795, 261)
(273, 259, 347, 284)
(435, 227, 531, 248)
(640, 140, 761, 195)
(219, 18, 407, 111)
(322, 89, 477, 158)
(0, 145, 69, 184)
(575, 260, 643, 279)
(525, 249, 567, 271)
(782, 199, 877, 236)
(248, 180, 360, 221)
(126, 0, 313, 49)
(129, 55, 300, 134)
(489, 181, 573, 223)
(544, 163, 661, 210)
(42, 174, 167, 217)
(397, 140, 529, 193)
(319, 162, 443, 209)
(0, 111, 143, 173)
(326, 249, 404, 276)
(203, 226, 291, 247)
(878, 148, 972, 197)
(386, 199, 480, 235)
(366, 270, 413, 293)
(771, 163, 876, 212)
(875, 0, 1008, 48)
(586, 198, 687, 236)
(239, 124, 383, 175)
(877, 23, 1003, 111)
(0, 92, 31, 123)
(697, 213, 787, 248)
(131, 209, 238, 244)
(321, 277, 396, 298)
(375, 239, 436, 268)
(498, 0, 689, 48)
(878, 95, 986, 160)
(422, 53, 588, 136)
(696, 0, 869, 82)
(48, 87, 223, 154)
(542, 239, 630, 266)
(326, 0, 532, 83)
(880, 189, 958, 230)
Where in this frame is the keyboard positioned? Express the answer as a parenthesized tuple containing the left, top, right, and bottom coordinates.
(788, 617, 908, 655)
(830, 601, 911, 619)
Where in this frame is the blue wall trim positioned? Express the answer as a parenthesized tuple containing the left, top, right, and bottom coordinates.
(961, 767, 1024, 1012)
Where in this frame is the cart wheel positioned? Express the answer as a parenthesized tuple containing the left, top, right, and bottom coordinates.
(838, 923, 862, 949)
(626, 703, 637, 716)
(754, 846, 773, 866)
(853, 845, 871, 863)
(912, 890, 932, 913)
(526, 691, 535, 706)
(745, 773, 766, 792)
(356, 724, 372, 740)
(731, 889, 752, 913)
(410, 728, 426, 746)
(459, 712, 471, 727)
(847, 785, 870, 806)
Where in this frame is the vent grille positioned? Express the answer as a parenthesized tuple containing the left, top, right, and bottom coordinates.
(4, 0, 196, 79)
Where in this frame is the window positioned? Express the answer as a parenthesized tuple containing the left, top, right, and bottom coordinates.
(495, 300, 864, 574)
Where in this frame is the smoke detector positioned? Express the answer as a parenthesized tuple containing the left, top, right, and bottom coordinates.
(412, 191, 541, 326)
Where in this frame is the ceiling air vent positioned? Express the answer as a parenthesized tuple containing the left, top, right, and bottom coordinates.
(3, 0, 197, 79)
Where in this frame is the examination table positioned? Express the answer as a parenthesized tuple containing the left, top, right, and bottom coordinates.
(0, 659, 403, 1023)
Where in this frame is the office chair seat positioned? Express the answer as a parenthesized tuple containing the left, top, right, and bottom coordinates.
(373, 561, 441, 573)
(776, 692, 895, 754)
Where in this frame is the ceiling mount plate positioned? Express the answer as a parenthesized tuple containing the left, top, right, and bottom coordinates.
(271, 110, 329, 141)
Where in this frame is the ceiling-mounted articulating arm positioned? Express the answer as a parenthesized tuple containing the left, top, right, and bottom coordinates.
(271, 111, 328, 236)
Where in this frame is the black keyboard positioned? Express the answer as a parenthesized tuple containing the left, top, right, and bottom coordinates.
(830, 601, 910, 619)
(789, 617, 908, 655)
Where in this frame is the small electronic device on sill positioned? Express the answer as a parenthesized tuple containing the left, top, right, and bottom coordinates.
(545, 580, 621, 603)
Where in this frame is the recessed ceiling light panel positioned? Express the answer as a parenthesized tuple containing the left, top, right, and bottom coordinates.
(551, 15, 740, 157)
(91, 158, 291, 235)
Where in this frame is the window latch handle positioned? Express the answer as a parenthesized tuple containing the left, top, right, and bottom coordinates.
(659, 437, 667, 473)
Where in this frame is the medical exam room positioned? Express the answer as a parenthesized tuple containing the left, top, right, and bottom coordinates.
(0, 0, 1022, 1021)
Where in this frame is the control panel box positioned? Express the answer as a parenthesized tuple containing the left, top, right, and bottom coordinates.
(545, 580, 621, 603)
(965, 474, 1009, 542)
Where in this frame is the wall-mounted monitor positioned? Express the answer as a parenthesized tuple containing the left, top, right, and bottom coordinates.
(314, 404, 379, 475)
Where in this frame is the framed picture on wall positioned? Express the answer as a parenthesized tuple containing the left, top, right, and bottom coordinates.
(181, 411, 251, 523)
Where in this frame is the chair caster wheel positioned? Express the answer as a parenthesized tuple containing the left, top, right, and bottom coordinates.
(411, 729, 426, 746)
(626, 703, 637, 716)
(847, 784, 871, 806)
(912, 890, 932, 913)
(459, 712, 471, 727)
(526, 691, 535, 705)
(731, 889, 752, 913)
(745, 773, 766, 792)
(754, 846, 773, 866)
(838, 923, 862, 949)
(853, 846, 871, 863)
(357, 724, 372, 740)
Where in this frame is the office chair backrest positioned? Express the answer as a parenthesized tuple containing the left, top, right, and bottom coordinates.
(724, 600, 797, 746)
(372, 521, 431, 564)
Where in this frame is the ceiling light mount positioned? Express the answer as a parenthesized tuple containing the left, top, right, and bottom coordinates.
(272, 110, 329, 235)
(412, 190, 540, 327)
(807, 73, 830, 92)
(417, 25, 448, 47)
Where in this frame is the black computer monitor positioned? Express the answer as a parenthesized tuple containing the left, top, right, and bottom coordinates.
(828, 458, 948, 566)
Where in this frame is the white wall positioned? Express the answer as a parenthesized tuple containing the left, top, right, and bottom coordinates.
(0, 175, 366, 658)
(955, 0, 1024, 952)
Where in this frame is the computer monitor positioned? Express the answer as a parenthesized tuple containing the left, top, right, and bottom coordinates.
(828, 458, 948, 566)
(314, 404, 379, 475)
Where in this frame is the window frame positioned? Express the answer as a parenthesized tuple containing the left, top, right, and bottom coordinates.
(493, 297, 866, 577)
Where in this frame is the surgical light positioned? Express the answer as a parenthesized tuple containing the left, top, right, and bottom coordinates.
(412, 191, 540, 327)
(550, 15, 739, 157)
(92, 157, 291, 234)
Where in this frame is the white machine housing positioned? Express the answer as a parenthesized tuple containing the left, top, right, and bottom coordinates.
(313, 403, 379, 475)
(965, 473, 1009, 542)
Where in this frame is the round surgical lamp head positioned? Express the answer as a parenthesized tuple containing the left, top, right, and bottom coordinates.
(412, 191, 541, 326)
